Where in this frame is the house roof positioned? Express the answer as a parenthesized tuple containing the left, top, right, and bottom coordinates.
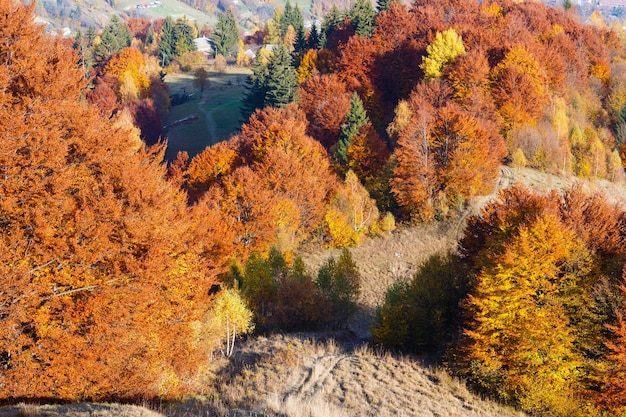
(194, 37, 214, 51)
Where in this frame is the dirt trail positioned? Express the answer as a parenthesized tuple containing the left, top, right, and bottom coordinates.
(281, 354, 345, 402)
(228, 335, 525, 417)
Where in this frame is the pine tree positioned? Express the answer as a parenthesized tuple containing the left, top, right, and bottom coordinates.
(240, 54, 270, 121)
(337, 92, 368, 164)
(174, 17, 197, 57)
(279, 0, 303, 37)
(295, 26, 307, 54)
(85, 25, 96, 44)
(308, 22, 320, 50)
(158, 16, 176, 66)
(146, 24, 154, 45)
(264, 44, 299, 107)
(73, 30, 94, 74)
(213, 9, 239, 57)
(350, 0, 376, 37)
(377, 0, 399, 12)
(93, 16, 131, 63)
(321, 5, 342, 48)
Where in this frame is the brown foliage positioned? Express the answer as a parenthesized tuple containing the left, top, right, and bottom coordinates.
(346, 122, 391, 183)
(87, 74, 120, 118)
(390, 90, 505, 220)
(126, 17, 152, 42)
(335, 35, 381, 114)
(299, 74, 351, 147)
(186, 140, 241, 200)
(602, 283, 626, 414)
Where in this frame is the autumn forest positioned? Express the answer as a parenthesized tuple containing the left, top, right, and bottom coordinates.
(4, 0, 626, 414)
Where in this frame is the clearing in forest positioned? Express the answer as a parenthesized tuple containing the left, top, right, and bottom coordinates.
(162, 67, 250, 160)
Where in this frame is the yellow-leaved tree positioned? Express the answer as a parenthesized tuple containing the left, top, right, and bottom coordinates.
(419, 28, 466, 80)
(463, 212, 590, 415)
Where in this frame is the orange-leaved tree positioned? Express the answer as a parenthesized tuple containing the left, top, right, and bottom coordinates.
(188, 105, 339, 257)
(298, 73, 352, 147)
(0, 0, 226, 401)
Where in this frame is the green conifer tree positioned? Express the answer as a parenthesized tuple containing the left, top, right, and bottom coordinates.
(350, 0, 376, 37)
(174, 18, 197, 57)
(264, 44, 299, 107)
(377, 0, 399, 12)
(146, 24, 154, 45)
(213, 9, 239, 57)
(93, 15, 131, 63)
(240, 55, 270, 121)
(308, 22, 320, 50)
(158, 16, 176, 66)
(321, 5, 342, 47)
(279, 0, 291, 36)
(337, 92, 369, 164)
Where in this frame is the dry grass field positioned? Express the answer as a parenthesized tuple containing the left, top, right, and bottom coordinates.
(6, 167, 626, 417)
(171, 334, 524, 417)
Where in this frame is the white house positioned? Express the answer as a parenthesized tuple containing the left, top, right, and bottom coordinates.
(194, 37, 215, 56)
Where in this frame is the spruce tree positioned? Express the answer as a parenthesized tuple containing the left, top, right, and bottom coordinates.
(377, 0, 399, 12)
(146, 24, 154, 45)
(295, 26, 307, 54)
(350, 0, 376, 37)
(337, 92, 369, 164)
(174, 18, 197, 57)
(292, 4, 305, 34)
(265, 44, 299, 107)
(85, 25, 96, 44)
(308, 22, 320, 50)
(213, 9, 239, 57)
(93, 16, 131, 63)
(321, 5, 342, 47)
(240, 44, 298, 119)
(240, 56, 269, 121)
(109, 15, 132, 48)
(158, 16, 176, 66)
(279, 0, 294, 36)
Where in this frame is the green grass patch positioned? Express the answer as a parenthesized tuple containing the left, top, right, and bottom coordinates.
(117, 0, 214, 24)
(163, 68, 251, 160)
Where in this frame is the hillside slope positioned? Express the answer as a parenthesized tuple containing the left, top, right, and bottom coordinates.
(4, 167, 623, 416)
(304, 166, 626, 339)
(207, 334, 525, 417)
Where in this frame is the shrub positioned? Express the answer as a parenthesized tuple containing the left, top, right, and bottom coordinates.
(230, 248, 334, 332)
(372, 253, 467, 357)
(317, 248, 362, 325)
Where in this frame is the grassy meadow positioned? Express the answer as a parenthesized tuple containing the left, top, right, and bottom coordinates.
(117, 0, 214, 24)
(162, 67, 250, 160)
